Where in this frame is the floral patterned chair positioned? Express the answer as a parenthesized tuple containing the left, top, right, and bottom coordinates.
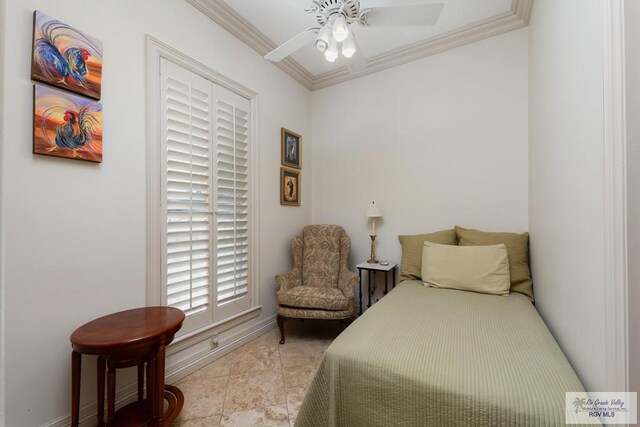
(275, 225, 359, 344)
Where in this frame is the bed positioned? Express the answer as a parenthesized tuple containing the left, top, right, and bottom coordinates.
(295, 280, 585, 426)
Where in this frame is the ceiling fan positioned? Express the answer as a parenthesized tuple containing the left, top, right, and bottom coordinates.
(264, 0, 444, 71)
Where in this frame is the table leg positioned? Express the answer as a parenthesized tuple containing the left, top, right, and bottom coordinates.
(368, 271, 373, 308)
(148, 355, 157, 421)
(138, 362, 144, 401)
(156, 342, 167, 425)
(107, 361, 116, 420)
(71, 351, 81, 427)
(393, 266, 397, 288)
(146, 358, 153, 414)
(385, 270, 389, 295)
(97, 356, 105, 427)
(358, 269, 363, 315)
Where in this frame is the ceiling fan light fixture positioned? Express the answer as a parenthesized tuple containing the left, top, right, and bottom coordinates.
(341, 31, 356, 58)
(315, 24, 332, 53)
(332, 14, 349, 43)
(324, 37, 339, 62)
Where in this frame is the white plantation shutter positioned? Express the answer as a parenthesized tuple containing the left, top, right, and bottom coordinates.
(214, 86, 252, 321)
(159, 59, 254, 334)
(161, 59, 213, 333)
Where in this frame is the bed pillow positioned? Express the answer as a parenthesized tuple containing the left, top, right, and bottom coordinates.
(455, 226, 533, 300)
(421, 242, 511, 296)
(398, 229, 457, 281)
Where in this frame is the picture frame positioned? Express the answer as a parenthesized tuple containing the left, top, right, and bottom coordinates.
(31, 11, 103, 100)
(280, 168, 301, 206)
(281, 128, 301, 169)
(33, 84, 103, 163)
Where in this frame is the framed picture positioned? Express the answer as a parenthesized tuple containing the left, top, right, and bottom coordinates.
(281, 128, 301, 169)
(281, 168, 301, 206)
(31, 11, 103, 100)
(33, 84, 103, 163)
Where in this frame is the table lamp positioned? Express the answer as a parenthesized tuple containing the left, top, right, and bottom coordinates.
(366, 201, 383, 263)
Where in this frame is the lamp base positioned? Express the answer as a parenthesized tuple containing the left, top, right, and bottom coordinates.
(368, 235, 379, 264)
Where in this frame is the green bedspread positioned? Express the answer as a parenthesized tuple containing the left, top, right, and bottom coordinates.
(295, 281, 586, 426)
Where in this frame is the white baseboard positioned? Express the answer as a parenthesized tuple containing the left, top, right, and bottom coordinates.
(43, 315, 276, 427)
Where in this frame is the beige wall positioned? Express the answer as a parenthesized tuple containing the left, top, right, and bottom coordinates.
(0, 0, 312, 425)
(528, 0, 609, 391)
(311, 29, 529, 282)
(0, 0, 5, 423)
(626, 0, 640, 395)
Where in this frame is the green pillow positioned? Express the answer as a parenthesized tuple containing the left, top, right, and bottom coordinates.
(398, 229, 457, 281)
(455, 226, 534, 301)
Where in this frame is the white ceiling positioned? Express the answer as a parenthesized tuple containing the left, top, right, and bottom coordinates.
(222, 0, 514, 76)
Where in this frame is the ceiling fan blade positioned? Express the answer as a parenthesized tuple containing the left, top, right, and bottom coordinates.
(264, 27, 319, 62)
(348, 36, 366, 74)
(363, 3, 444, 27)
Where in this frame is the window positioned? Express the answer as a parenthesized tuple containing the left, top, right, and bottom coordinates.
(148, 48, 258, 337)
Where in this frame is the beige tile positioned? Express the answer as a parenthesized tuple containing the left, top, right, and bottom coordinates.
(228, 345, 282, 375)
(185, 355, 232, 381)
(282, 364, 317, 389)
(282, 364, 316, 407)
(278, 341, 328, 369)
(175, 376, 227, 422)
(287, 400, 303, 426)
(220, 404, 289, 427)
(239, 328, 280, 351)
(172, 415, 222, 426)
(223, 370, 286, 415)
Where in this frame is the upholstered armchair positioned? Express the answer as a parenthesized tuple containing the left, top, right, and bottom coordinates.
(276, 225, 359, 344)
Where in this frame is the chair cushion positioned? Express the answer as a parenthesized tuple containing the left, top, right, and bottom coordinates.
(278, 286, 352, 311)
(301, 225, 343, 288)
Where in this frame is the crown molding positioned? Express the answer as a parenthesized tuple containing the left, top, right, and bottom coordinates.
(185, 0, 315, 89)
(185, 0, 533, 91)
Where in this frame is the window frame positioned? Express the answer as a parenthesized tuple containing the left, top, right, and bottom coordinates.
(146, 36, 261, 343)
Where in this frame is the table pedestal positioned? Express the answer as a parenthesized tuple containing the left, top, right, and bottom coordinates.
(70, 307, 185, 427)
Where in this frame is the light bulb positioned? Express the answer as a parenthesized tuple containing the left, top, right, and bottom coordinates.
(316, 39, 328, 53)
(315, 24, 332, 53)
(324, 37, 338, 62)
(332, 14, 349, 43)
(341, 31, 356, 58)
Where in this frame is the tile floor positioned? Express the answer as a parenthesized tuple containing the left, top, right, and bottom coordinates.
(171, 320, 346, 427)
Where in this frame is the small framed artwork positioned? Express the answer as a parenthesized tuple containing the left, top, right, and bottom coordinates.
(281, 128, 301, 169)
(31, 11, 103, 100)
(33, 84, 103, 163)
(281, 168, 301, 206)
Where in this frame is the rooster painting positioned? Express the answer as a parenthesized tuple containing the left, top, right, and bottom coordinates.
(31, 11, 103, 100)
(34, 84, 103, 163)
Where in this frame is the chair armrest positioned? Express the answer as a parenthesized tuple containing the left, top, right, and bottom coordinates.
(275, 269, 301, 292)
(338, 269, 359, 297)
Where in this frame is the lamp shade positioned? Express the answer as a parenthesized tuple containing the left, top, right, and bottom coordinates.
(332, 14, 349, 43)
(342, 31, 357, 58)
(366, 202, 383, 218)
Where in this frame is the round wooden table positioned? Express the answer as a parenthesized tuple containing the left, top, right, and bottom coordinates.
(70, 307, 185, 427)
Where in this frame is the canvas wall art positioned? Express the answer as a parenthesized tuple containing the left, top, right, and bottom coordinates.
(281, 128, 301, 169)
(281, 168, 300, 206)
(34, 84, 103, 163)
(31, 11, 103, 100)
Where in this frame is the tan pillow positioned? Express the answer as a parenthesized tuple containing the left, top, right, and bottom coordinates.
(455, 226, 534, 300)
(398, 229, 457, 281)
(421, 242, 511, 296)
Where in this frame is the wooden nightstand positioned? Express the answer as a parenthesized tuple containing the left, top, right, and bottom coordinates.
(356, 262, 398, 315)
